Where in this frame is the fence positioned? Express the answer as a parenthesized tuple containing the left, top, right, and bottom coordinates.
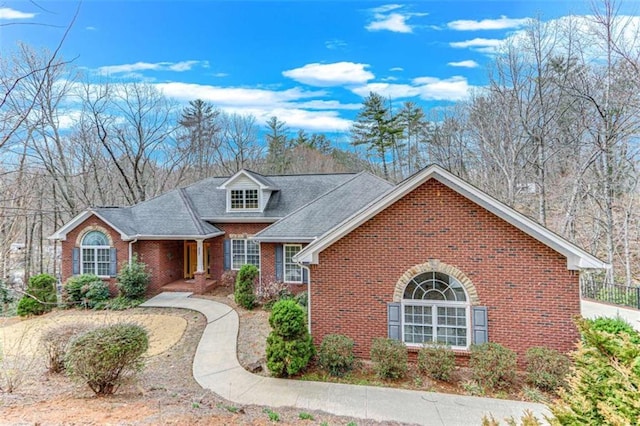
(581, 274, 640, 310)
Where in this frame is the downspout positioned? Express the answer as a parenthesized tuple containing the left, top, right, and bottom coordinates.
(301, 263, 311, 334)
(128, 238, 138, 265)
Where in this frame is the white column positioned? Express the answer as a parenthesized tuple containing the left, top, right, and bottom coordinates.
(196, 239, 204, 273)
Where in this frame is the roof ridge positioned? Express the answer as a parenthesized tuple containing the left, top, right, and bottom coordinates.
(254, 172, 374, 237)
(179, 188, 206, 235)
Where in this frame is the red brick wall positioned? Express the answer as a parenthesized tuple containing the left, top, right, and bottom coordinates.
(259, 242, 308, 293)
(310, 179, 580, 361)
(212, 223, 270, 281)
(60, 215, 129, 295)
(136, 240, 183, 293)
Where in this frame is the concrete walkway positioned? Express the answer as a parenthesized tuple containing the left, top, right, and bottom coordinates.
(141, 292, 549, 425)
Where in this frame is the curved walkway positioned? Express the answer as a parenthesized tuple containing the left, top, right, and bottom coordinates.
(141, 292, 549, 425)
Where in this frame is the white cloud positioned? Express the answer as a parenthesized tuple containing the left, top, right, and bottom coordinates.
(450, 38, 504, 53)
(447, 16, 529, 31)
(283, 62, 374, 87)
(365, 4, 426, 34)
(98, 60, 208, 74)
(212, 72, 228, 78)
(85, 26, 97, 31)
(352, 76, 475, 101)
(325, 39, 347, 50)
(448, 60, 479, 68)
(296, 100, 361, 110)
(0, 7, 35, 19)
(389, 67, 404, 72)
(367, 13, 413, 33)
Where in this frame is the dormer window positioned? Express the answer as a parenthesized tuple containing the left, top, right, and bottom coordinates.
(230, 189, 259, 210)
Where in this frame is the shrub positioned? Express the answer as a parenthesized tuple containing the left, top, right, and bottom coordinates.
(266, 299, 314, 377)
(370, 338, 407, 379)
(588, 316, 640, 343)
(64, 323, 149, 395)
(469, 343, 516, 390)
(105, 296, 143, 310)
(295, 291, 308, 308)
(417, 343, 456, 382)
(318, 334, 355, 377)
(234, 264, 258, 309)
(41, 323, 93, 373)
(256, 280, 290, 305)
(64, 275, 110, 309)
(525, 346, 571, 392)
(220, 270, 237, 287)
(16, 273, 57, 317)
(551, 318, 640, 425)
(116, 256, 150, 299)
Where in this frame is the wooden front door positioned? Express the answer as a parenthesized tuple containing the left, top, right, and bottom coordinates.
(184, 242, 210, 279)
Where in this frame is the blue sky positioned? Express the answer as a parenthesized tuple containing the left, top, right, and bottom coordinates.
(1, 1, 638, 135)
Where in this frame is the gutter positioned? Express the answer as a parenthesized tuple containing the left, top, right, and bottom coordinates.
(128, 238, 138, 264)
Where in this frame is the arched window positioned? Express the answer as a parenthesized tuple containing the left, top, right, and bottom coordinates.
(402, 271, 469, 348)
(81, 231, 111, 276)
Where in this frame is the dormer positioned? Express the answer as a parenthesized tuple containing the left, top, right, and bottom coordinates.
(217, 170, 279, 213)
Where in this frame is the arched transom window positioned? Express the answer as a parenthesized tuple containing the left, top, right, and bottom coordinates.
(402, 271, 469, 348)
(81, 231, 111, 276)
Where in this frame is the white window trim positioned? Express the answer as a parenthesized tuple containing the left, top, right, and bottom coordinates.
(284, 244, 302, 283)
(227, 188, 261, 212)
(401, 300, 471, 350)
(80, 232, 111, 278)
(230, 239, 260, 270)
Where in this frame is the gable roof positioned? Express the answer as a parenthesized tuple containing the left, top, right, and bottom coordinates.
(295, 164, 609, 271)
(253, 172, 394, 242)
(217, 169, 278, 190)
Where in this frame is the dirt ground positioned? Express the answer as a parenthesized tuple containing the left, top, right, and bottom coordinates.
(0, 286, 398, 425)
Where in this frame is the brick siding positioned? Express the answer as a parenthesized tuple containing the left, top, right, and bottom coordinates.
(310, 179, 580, 362)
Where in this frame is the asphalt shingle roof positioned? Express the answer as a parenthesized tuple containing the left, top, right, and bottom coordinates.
(90, 171, 387, 239)
(254, 172, 393, 241)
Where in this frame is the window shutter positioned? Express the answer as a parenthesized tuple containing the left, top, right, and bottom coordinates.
(302, 266, 308, 284)
(387, 302, 401, 340)
(275, 244, 283, 281)
(72, 247, 80, 275)
(223, 239, 231, 270)
(109, 248, 117, 277)
(472, 306, 488, 345)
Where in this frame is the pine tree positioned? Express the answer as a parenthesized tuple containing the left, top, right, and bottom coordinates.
(351, 92, 403, 180)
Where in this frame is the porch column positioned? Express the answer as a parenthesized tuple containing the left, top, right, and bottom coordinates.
(194, 239, 207, 294)
(196, 239, 204, 273)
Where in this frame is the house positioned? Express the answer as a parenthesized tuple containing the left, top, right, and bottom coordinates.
(51, 165, 607, 361)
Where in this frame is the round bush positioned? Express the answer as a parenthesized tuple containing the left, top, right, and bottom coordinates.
(268, 299, 307, 338)
(16, 296, 46, 316)
(469, 342, 516, 390)
(41, 323, 94, 373)
(64, 323, 149, 395)
(266, 333, 315, 377)
(417, 343, 456, 382)
(17, 273, 57, 317)
(234, 264, 258, 309)
(116, 256, 150, 299)
(65, 274, 101, 304)
(370, 338, 408, 379)
(318, 334, 355, 377)
(525, 346, 571, 392)
(588, 317, 640, 344)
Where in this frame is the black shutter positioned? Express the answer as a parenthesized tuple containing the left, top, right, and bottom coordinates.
(302, 266, 308, 284)
(109, 248, 117, 277)
(275, 244, 283, 281)
(472, 306, 488, 345)
(223, 239, 231, 270)
(388, 302, 401, 340)
(72, 247, 80, 275)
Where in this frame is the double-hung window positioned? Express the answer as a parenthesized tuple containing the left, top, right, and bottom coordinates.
(402, 271, 469, 349)
(231, 239, 260, 269)
(81, 231, 111, 276)
(230, 189, 259, 210)
(284, 244, 302, 283)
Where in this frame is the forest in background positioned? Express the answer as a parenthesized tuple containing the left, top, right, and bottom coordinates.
(2, 1, 640, 288)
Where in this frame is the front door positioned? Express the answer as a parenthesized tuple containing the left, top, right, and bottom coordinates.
(184, 242, 210, 279)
